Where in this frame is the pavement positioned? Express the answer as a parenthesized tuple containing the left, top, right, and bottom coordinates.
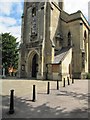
(1, 79, 89, 118)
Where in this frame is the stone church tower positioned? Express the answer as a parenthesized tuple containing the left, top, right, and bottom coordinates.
(18, 1, 90, 79)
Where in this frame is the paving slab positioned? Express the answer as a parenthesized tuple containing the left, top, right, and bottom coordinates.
(1, 79, 89, 118)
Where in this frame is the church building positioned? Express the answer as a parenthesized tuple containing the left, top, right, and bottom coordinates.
(18, 0, 90, 80)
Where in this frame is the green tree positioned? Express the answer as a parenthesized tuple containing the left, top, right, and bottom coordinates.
(1, 33, 19, 75)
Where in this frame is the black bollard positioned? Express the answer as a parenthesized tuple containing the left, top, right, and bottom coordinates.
(67, 77, 70, 85)
(72, 78, 74, 84)
(47, 82, 50, 94)
(9, 89, 14, 114)
(32, 85, 36, 102)
(57, 80, 59, 90)
(63, 78, 65, 87)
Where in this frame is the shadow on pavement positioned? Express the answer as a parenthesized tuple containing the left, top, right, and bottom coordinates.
(57, 91, 88, 101)
(2, 94, 88, 119)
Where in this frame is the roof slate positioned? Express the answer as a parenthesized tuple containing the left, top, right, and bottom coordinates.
(53, 47, 71, 64)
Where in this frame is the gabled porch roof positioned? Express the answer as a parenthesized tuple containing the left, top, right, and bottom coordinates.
(52, 47, 71, 64)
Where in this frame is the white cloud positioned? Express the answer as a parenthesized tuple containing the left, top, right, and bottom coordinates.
(14, 2, 23, 16)
(0, 2, 22, 42)
(0, 0, 23, 2)
(0, 1, 23, 16)
(0, 21, 21, 42)
(10, 27, 21, 43)
(1, 26, 21, 43)
(8, 26, 21, 36)
(64, 0, 89, 19)
(0, 2, 13, 15)
(88, 2, 90, 22)
(0, 16, 17, 26)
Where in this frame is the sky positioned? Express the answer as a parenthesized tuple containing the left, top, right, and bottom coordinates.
(0, 0, 90, 43)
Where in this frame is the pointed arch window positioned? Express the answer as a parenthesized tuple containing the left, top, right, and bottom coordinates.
(68, 31, 72, 46)
(82, 52, 85, 69)
(84, 30, 87, 61)
(84, 30, 87, 40)
(32, 7, 36, 17)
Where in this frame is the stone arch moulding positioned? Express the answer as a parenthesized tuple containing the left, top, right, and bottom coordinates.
(26, 49, 39, 78)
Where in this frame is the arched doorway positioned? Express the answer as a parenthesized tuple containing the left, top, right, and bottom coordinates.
(32, 54, 38, 77)
(27, 50, 39, 78)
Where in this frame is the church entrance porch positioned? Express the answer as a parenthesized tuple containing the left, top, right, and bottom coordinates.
(27, 50, 39, 79)
(32, 54, 38, 78)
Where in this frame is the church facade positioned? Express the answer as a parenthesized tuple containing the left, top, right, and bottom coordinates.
(18, 1, 90, 80)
